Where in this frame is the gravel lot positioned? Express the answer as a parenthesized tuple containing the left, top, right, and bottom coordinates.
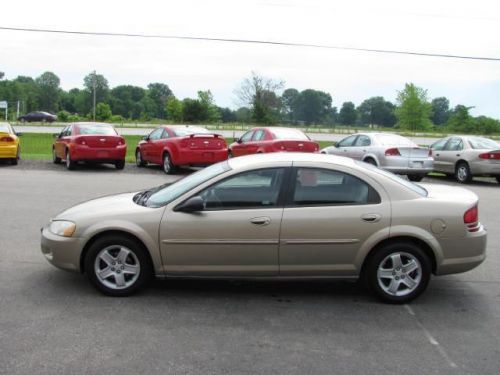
(1, 162, 499, 375)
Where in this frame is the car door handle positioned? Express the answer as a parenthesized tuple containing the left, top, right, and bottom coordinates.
(250, 217, 271, 226)
(361, 214, 381, 223)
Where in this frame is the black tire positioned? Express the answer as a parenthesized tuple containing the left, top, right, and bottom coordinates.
(65, 149, 76, 170)
(115, 160, 125, 170)
(364, 158, 377, 166)
(363, 241, 431, 304)
(455, 162, 472, 184)
(135, 149, 147, 167)
(495, 176, 500, 184)
(407, 174, 424, 182)
(162, 152, 175, 174)
(11, 147, 19, 165)
(228, 150, 233, 159)
(52, 147, 61, 164)
(84, 234, 153, 296)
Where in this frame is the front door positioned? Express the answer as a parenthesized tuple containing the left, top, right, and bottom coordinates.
(279, 167, 390, 276)
(159, 167, 288, 275)
(330, 135, 358, 157)
(231, 130, 255, 157)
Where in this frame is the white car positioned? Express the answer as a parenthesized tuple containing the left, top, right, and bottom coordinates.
(321, 133, 433, 181)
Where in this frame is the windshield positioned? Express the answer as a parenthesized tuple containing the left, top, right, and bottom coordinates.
(173, 127, 210, 137)
(78, 124, 117, 135)
(146, 161, 230, 207)
(468, 137, 499, 149)
(355, 161, 428, 197)
(0, 124, 12, 133)
(375, 134, 416, 147)
(271, 128, 309, 140)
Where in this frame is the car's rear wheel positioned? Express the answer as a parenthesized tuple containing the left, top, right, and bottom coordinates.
(52, 147, 61, 164)
(407, 174, 424, 182)
(65, 149, 76, 170)
(162, 153, 175, 174)
(135, 149, 147, 167)
(115, 160, 125, 170)
(84, 235, 153, 296)
(455, 162, 472, 183)
(495, 176, 500, 184)
(364, 158, 377, 166)
(364, 241, 431, 304)
(11, 147, 20, 165)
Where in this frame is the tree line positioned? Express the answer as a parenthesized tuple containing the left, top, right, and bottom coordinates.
(0, 70, 498, 134)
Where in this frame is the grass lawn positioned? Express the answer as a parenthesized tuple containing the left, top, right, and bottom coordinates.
(18, 133, 332, 163)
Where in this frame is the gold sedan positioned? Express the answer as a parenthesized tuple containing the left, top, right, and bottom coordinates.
(0, 122, 21, 165)
(41, 153, 487, 303)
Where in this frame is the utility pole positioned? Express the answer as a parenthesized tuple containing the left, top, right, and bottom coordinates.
(92, 70, 97, 121)
(16, 101, 20, 120)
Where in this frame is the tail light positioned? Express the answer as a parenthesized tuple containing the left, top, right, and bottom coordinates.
(0, 136, 14, 142)
(118, 137, 125, 146)
(479, 152, 500, 160)
(385, 147, 401, 156)
(314, 143, 319, 152)
(464, 205, 480, 232)
(275, 142, 285, 151)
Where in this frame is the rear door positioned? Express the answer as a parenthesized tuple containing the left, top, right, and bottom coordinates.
(159, 166, 290, 275)
(279, 166, 390, 276)
(439, 137, 463, 173)
(350, 134, 372, 160)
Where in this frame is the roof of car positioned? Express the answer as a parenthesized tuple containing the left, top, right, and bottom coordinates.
(228, 152, 356, 170)
(72, 122, 113, 127)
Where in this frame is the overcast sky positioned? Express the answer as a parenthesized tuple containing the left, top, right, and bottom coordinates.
(1, 0, 499, 118)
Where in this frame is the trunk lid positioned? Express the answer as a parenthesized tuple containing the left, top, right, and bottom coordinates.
(419, 183, 478, 206)
(182, 134, 227, 150)
(77, 135, 123, 148)
(278, 140, 318, 152)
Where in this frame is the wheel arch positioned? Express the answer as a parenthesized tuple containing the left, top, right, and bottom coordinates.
(360, 235, 438, 276)
(362, 154, 379, 166)
(79, 229, 156, 275)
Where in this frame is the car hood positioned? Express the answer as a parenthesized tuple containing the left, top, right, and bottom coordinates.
(55, 192, 148, 222)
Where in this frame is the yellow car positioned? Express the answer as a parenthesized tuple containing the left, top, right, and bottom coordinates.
(0, 122, 21, 165)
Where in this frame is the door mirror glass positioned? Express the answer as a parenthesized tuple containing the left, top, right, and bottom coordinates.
(176, 196, 205, 212)
(142, 135, 149, 141)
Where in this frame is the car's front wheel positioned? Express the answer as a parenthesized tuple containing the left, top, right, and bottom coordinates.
(364, 241, 431, 304)
(136, 149, 147, 167)
(84, 235, 153, 296)
(495, 176, 500, 184)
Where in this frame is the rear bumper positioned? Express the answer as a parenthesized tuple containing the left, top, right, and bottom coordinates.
(70, 145, 126, 162)
(0, 144, 18, 158)
(176, 149, 228, 165)
(435, 225, 487, 275)
(382, 158, 434, 175)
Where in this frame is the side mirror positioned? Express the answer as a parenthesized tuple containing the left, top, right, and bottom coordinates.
(176, 196, 205, 213)
(235, 138, 242, 144)
(333, 142, 339, 148)
(15, 132, 23, 137)
(142, 136, 149, 141)
(53, 133, 60, 138)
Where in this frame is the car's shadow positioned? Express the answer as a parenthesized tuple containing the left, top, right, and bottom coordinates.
(424, 174, 498, 187)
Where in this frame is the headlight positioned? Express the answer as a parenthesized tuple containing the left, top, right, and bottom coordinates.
(49, 220, 76, 237)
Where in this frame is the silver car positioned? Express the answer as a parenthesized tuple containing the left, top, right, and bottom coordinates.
(321, 133, 433, 181)
(430, 136, 500, 184)
(41, 153, 486, 303)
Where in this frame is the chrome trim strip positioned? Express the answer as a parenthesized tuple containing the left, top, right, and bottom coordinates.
(161, 239, 279, 245)
(280, 239, 359, 245)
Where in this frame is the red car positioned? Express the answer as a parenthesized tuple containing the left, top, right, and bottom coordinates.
(52, 122, 127, 170)
(229, 127, 319, 157)
(135, 125, 228, 174)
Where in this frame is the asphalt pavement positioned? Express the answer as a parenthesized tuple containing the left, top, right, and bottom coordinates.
(1, 162, 499, 375)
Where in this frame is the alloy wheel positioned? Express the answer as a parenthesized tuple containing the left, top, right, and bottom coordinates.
(94, 245, 141, 290)
(377, 252, 422, 297)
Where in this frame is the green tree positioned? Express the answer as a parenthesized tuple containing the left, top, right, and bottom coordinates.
(447, 105, 474, 133)
(430, 97, 450, 125)
(281, 88, 299, 123)
(147, 83, 172, 118)
(35, 71, 60, 112)
(218, 107, 237, 122)
(473, 116, 500, 135)
(165, 96, 183, 122)
(182, 98, 208, 123)
(95, 102, 112, 121)
(395, 83, 432, 131)
(198, 90, 221, 122)
(235, 107, 251, 122)
(236, 72, 284, 124)
(293, 89, 332, 125)
(357, 96, 396, 127)
(83, 72, 109, 110)
(339, 102, 357, 125)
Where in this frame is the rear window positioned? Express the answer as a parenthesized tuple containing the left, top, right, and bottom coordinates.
(271, 128, 309, 140)
(173, 127, 209, 137)
(0, 124, 12, 133)
(375, 134, 416, 147)
(468, 137, 499, 149)
(78, 125, 117, 135)
(355, 161, 428, 197)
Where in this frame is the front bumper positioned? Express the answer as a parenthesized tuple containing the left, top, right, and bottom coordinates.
(40, 227, 84, 272)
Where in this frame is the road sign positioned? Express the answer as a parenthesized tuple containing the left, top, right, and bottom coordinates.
(0, 101, 7, 109)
